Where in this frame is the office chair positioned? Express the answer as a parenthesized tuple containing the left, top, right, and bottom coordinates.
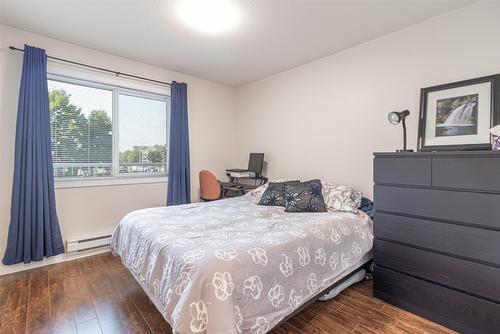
(199, 170, 221, 201)
(226, 153, 264, 178)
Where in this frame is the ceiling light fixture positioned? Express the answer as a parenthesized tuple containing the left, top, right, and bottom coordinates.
(178, 0, 240, 34)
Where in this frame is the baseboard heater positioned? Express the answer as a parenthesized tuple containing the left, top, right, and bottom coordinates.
(66, 235, 112, 253)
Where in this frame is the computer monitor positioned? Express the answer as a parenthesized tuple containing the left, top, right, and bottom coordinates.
(248, 153, 264, 175)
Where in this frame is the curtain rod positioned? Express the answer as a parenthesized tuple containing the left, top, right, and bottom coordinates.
(8, 46, 172, 87)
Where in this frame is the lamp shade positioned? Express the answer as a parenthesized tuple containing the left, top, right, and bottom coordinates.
(388, 110, 410, 125)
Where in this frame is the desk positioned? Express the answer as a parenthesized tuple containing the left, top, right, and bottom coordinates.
(220, 183, 255, 197)
(221, 174, 268, 197)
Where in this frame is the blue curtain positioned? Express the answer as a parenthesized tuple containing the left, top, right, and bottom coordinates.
(167, 81, 191, 205)
(2, 45, 64, 265)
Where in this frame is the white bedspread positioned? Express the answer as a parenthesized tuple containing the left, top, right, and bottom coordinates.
(110, 195, 373, 334)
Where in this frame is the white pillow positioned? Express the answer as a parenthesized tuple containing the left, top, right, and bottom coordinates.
(246, 183, 268, 197)
(246, 178, 297, 198)
(322, 182, 362, 213)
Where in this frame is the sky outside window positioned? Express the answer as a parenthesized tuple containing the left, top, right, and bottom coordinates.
(118, 94, 167, 152)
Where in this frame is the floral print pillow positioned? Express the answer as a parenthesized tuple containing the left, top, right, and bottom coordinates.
(247, 178, 298, 198)
(247, 184, 268, 198)
(284, 179, 327, 213)
(322, 182, 362, 213)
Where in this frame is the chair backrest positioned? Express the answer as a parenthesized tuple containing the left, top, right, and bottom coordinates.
(199, 170, 221, 201)
(248, 153, 264, 175)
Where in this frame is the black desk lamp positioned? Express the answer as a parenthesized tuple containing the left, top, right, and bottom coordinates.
(388, 110, 413, 152)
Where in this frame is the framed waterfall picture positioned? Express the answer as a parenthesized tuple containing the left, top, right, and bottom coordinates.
(418, 74, 500, 151)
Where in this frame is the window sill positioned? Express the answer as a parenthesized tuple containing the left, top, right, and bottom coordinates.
(55, 176, 167, 189)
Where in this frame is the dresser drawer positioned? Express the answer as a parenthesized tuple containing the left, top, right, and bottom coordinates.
(374, 185, 500, 229)
(374, 266, 500, 334)
(374, 157, 431, 186)
(433, 157, 500, 192)
(374, 240, 500, 302)
(374, 213, 500, 266)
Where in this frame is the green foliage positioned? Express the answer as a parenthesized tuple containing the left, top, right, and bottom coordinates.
(119, 145, 166, 164)
(50, 89, 90, 163)
(147, 145, 166, 163)
(89, 110, 112, 162)
(50, 89, 112, 164)
(120, 148, 141, 163)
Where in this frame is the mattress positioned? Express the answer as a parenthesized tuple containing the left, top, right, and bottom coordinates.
(111, 194, 374, 334)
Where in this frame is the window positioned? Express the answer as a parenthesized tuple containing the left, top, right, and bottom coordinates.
(48, 75, 169, 183)
(118, 94, 168, 175)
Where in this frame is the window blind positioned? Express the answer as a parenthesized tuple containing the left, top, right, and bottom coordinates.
(48, 77, 168, 180)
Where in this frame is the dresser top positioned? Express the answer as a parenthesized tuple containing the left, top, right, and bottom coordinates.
(374, 151, 500, 158)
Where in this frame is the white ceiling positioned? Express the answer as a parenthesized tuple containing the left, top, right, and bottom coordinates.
(0, 0, 472, 86)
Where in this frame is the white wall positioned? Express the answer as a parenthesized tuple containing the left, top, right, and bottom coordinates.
(0, 24, 236, 275)
(2, 1, 500, 275)
(235, 1, 500, 198)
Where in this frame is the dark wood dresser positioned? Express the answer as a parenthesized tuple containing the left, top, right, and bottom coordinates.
(373, 151, 500, 334)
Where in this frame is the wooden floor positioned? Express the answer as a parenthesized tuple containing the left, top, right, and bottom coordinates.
(0, 252, 457, 334)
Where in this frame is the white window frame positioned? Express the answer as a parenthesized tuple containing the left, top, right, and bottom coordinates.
(48, 74, 170, 189)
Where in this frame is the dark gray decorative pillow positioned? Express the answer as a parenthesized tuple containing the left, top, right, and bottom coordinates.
(258, 181, 299, 207)
(284, 179, 327, 213)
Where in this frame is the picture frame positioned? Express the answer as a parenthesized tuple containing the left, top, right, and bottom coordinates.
(418, 74, 500, 151)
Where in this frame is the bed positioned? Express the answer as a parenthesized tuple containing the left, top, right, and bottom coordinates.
(110, 191, 373, 334)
